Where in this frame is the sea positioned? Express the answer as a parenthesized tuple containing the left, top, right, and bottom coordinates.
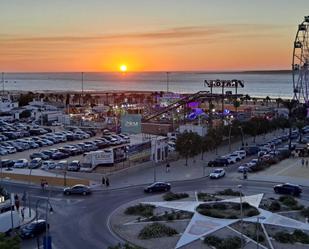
(1, 72, 294, 99)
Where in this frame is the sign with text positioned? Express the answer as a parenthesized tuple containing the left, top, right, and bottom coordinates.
(204, 79, 244, 88)
(121, 114, 142, 134)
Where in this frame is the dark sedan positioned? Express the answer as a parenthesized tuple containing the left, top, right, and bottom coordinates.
(30, 152, 49, 160)
(63, 184, 91, 196)
(51, 151, 69, 160)
(20, 219, 47, 239)
(274, 183, 302, 196)
(144, 182, 171, 193)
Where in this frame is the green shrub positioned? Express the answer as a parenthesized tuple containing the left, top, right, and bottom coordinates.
(274, 232, 295, 244)
(216, 188, 244, 196)
(246, 209, 260, 217)
(205, 236, 241, 249)
(293, 230, 309, 244)
(163, 192, 189, 201)
(204, 236, 222, 246)
(218, 237, 241, 249)
(268, 201, 281, 211)
(138, 223, 177, 239)
(213, 203, 227, 210)
(274, 230, 309, 244)
(279, 196, 298, 207)
(242, 202, 251, 209)
(125, 204, 155, 217)
(108, 243, 143, 249)
(301, 207, 309, 218)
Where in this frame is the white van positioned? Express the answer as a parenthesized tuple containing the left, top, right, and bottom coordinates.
(0, 210, 21, 233)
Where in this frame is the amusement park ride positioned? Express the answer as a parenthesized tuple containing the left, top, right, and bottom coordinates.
(293, 16, 309, 103)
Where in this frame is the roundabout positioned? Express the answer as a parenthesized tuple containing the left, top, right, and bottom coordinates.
(109, 185, 309, 249)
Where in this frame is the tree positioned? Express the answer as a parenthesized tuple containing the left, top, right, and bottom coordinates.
(18, 92, 35, 106)
(19, 109, 31, 119)
(176, 131, 201, 166)
(200, 136, 210, 160)
(281, 99, 299, 150)
(265, 96, 271, 106)
(0, 233, 21, 249)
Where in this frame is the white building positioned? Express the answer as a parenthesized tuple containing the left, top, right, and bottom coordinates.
(0, 96, 18, 113)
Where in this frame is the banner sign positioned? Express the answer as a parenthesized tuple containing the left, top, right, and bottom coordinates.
(120, 114, 142, 134)
(204, 79, 244, 88)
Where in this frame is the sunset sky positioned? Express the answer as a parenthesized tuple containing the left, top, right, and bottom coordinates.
(0, 0, 307, 72)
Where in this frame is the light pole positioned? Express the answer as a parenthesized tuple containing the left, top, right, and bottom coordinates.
(166, 72, 170, 93)
(238, 184, 244, 249)
(239, 126, 244, 146)
(256, 216, 266, 249)
(1, 72, 4, 96)
(228, 124, 232, 152)
(35, 198, 53, 249)
(27, 168, 33, 217)
(153, 136, 158, 182)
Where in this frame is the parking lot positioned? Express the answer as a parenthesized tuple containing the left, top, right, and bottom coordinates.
(0, 120, 132, 172)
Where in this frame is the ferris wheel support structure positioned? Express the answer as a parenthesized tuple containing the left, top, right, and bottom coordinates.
(293, 16, 309, 103)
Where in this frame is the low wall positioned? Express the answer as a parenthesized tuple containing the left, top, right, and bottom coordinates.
(1, 172, 89, 187)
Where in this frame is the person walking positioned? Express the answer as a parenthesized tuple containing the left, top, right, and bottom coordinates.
(306, 159, 309, 168)
(106, 177, 110, 187)
(102, 176, 105, 185)
(166, 163, 170, 173)
(302, 158, 305, 167)
(21, 207, 25, 222)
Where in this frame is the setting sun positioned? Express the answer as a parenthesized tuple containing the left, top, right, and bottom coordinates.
(120, 64, 127, 72)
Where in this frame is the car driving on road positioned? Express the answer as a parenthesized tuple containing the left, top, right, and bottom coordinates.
(20, 219, 47, 239)
(63, 184, 91, 195)
(273, 183, 302, 196)
(144, 182, 171, 193)
(209, 168, 226, 179)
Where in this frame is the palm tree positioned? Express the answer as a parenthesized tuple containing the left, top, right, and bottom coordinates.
(281, 99, 299, 150)
(276, 98, 283, 108)
(265, 96, 271, 106)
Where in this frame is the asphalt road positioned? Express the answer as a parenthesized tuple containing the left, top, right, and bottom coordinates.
(2, 177, 309, 249)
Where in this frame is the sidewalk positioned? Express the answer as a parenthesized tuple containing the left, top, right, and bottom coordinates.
(19, 207, 36, 226)
(92, 130, 284, 190)
(248, 157, 309, 187)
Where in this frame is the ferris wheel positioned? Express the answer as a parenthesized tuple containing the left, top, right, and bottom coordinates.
(293, 16, 309, 103)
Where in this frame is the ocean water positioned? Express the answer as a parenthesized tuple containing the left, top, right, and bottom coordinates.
(2, 72, 293, 98)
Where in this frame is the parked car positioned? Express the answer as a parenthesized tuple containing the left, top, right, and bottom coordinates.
(1, 159, 15, 170)
(41, 161, 56, 170)
(19, 219, 47, 239)
(67, 160, 80, 171)
(144, 182, 171, 193)
(51, 152, 69, 160)
(209, 168, 226, 179)
(63, 184, 91, 195)
(55, 160, 68, 170)
(208, 157, 229, 167)
(273, 183, 302, 196)
(30, 152, 49, 160)
(13, 159, 28, 168)
(234, 150, 246, 159)
(238, 164, 252, 173)
(29, 158, 42, 169)
(225, 153, 241, 164)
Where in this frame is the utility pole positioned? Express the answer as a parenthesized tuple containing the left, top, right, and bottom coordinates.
(1, 72, 4, 96)
(81, 72, 84, 105)
(166, 72, 169, 93)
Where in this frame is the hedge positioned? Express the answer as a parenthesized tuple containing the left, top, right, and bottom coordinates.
(138, 223, 177, 239)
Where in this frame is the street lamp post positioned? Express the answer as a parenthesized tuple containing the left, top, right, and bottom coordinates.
(239, 126, 244, 146)
(228, 124, 232, 152)
(153, 136, 158, 182)
(238, 184, 244, 249)
(35, 198, 53, 249)
(256, 216, 266, 249)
